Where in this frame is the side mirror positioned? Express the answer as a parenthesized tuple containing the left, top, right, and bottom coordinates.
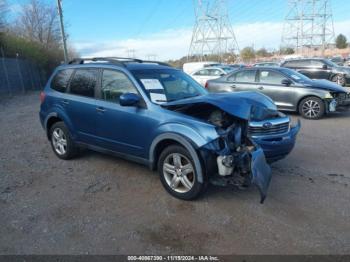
(281, 79, 292, 86)
(322, 64, 328, 70)
(119, 93, 140, 107)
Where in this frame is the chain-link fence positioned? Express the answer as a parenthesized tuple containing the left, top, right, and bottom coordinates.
(0, 48, 46, 95)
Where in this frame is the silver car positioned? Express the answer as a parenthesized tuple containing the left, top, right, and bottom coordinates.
(190, 66, 234, 87)
(206, 67, 350, 119)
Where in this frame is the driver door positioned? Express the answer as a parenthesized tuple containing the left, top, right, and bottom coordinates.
(257, 69, 295, 110)
(95, 69, 154, 157)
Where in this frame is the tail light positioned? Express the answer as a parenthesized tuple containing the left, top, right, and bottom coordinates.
(205, 82, 209, 89)
(40, 91, 46, 104)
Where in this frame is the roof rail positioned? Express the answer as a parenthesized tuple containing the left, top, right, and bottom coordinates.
(68, 57, 171, 67)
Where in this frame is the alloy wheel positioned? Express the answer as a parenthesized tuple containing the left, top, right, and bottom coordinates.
(163, 153, 195, 193)
(52, 128, 67, 155)
(302, 99, 321, 118)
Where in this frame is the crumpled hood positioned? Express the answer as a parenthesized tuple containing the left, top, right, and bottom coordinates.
(306, 79, 348, 93)
(163, 92, 278, 121)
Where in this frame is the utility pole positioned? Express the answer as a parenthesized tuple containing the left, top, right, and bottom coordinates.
(188, 0, 240, 62)
(281, 0, 335, 56)
(57, 0, 68, 63)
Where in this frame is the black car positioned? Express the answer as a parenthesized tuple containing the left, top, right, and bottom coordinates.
(281, 58, 350, 87)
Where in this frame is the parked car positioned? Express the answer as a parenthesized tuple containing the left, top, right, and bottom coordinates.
(229, 64, 246, 70)
(40, 57, 300, 203)
(190, 66, 234, 86)
(253, 62, 280, 67)
(281, 58, 350, 87)
(206, 67, 350, 120)
(183, 61, 221, 75)
(330, 56, 345, 66)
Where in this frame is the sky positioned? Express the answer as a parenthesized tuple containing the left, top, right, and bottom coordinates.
(7, 0, 350, 60)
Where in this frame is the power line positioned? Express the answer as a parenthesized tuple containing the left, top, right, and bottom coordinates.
(188, 0, 240, 62)
(281, 0, 335, 56)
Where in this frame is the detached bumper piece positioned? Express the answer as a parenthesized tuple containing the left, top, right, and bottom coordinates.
(250, 148, 272, 204)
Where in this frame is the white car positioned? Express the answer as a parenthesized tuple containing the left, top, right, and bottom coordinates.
(183, 61, 221, 75)
(190, 66, 234, 86)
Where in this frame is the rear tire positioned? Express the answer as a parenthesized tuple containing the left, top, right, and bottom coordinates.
(49, 122, 78, 160)
(158, 145, 206, 200)
(331, 74, 346, 86)
(298, 97, 325, 120)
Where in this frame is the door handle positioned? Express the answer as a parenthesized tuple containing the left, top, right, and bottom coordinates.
(231, 84, 236, 88)
(258, 86, 264, 90)
(62, 100, 69, 105)
(96, 107, 106, 113)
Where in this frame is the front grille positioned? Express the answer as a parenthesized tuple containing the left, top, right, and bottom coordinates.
(248, 122, 290, 137)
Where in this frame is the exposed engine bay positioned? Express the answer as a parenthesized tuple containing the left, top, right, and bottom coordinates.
(163, 102, 273, 203)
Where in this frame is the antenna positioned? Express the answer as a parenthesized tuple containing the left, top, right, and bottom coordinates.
(188, 0, 240, 62)
(281, 0, 335, 56)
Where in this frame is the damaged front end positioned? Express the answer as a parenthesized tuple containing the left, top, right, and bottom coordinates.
(201, 115, 271, 204)
(163, 94, 274, 203)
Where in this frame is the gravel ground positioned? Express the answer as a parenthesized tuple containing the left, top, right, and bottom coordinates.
(0, 92, 350, 255)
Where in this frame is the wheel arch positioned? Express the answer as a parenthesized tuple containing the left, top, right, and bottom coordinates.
(44, 112, 75, 140)
(297, 95, 325, 114)
(149, 133, 205, 183)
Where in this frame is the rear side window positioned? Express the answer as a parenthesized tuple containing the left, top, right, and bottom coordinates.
(69, 69, 99, 98)
(51, 69, 74, 93)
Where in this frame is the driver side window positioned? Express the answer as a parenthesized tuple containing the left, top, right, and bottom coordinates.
(258, 70, 286, 85)
(101, 70, 138, 103)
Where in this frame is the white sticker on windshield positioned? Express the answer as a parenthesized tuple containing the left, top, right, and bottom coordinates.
(150, 93, 167, 104)
(141, 79, 164, 90)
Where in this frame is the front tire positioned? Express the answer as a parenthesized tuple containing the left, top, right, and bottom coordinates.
(158, 145, 205, 200)
(49, 122, 78, 160)
(299, 97, 325, 120)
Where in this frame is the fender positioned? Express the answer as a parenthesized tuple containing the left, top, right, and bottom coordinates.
(149, 132, 211, 183)
(44, 109, 77, 140)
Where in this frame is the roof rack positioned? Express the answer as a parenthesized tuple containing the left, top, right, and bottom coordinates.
(68, 57, 171, 67)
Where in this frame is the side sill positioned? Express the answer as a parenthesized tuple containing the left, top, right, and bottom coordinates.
(76, 142, 150, 167)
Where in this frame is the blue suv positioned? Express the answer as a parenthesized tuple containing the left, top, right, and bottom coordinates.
(40, 58, 300, 202)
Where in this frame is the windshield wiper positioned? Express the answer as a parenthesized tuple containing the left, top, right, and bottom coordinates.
(156, 95, 201, 103)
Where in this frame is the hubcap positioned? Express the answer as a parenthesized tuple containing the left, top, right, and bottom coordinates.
(302, 100, 321, 118)
(52, 128, 67, 155)
(163, 153, 195, 193)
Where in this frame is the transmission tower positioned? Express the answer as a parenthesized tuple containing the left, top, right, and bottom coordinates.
(188, 0, 240, 62)
(281, 0, 335, 56)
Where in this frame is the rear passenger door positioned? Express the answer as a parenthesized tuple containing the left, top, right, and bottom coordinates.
(227, 69, 258, 92)
(64, 68, 99, 144)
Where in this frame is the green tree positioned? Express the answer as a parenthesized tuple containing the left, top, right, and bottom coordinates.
(335, 34, 348, 49)
(280, 47, 295, 55)
(256, 48, 270, 57)
(240, 47, 255, 62)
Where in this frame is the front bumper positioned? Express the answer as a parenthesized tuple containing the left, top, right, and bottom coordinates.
(251, 121, 301, 163)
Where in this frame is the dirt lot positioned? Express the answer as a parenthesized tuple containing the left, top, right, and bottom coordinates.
(0, 92, 350, 255)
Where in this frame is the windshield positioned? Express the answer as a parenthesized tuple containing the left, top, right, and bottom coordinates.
(131, 69, 208, 104)
(282, 68, 311, 83)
